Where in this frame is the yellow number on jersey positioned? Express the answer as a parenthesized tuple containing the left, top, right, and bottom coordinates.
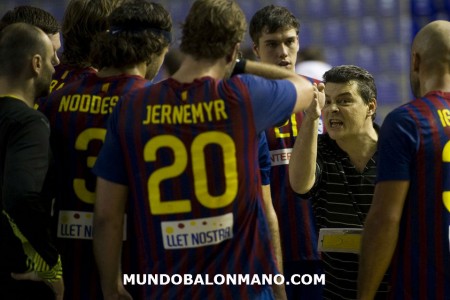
(73, 128, 106, 204)
(144, 132, 238, 215)
(274, 113, 298, 138)
(443, 140, 450, 212)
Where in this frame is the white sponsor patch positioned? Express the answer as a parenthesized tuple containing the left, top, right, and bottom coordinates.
(270, 148, 292, 166)
(161, 213, 233, 249)
(57, 210, 127, 240)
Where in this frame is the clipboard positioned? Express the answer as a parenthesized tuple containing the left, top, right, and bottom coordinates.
(318, 228, 363, 254)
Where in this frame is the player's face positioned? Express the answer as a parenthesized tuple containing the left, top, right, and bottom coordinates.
(253, 27, 299, 72)
(35, 34, 58, 98)
(47, 33, 61, 65)
(322, 81, 375, 141)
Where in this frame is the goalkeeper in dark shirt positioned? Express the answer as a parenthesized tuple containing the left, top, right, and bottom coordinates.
(0, 23, 63, 299)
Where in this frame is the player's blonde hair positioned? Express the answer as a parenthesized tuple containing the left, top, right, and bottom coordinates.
(180, 0, 246, 60)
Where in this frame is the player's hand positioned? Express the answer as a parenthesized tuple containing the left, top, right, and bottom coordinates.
(305, 83, 324, 120)
(11, 271, 64, 300)
(272, 283, 287, 300)
(317, 82, 325, 109)
(102, 282, 133, 300)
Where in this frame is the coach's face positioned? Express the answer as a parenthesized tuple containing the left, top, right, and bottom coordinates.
(323, 81, 376, 142)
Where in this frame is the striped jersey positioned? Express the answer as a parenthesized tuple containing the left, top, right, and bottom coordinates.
(50, 63, 97, 93)
(377, 91, 450, 299)
(38, 73, 151, 300)
(258, 132, 271, 185)
(305, 130, 388, 299)
(93, 75, 297, 299)
(266, 75, 322, 262)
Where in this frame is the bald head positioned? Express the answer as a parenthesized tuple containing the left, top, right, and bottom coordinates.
(0, 23, 50, 75)
(413, 20, 450, 68)
(410, 20, 450, 97)
(0, 22, 56, 100)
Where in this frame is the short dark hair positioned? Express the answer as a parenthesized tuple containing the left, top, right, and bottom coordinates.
(180, 0, 246, 60)
(323, 65, 377, 103)
(61, 0, 125, 66)
(0, 23, 47, 75)
(0, 5, 59, 34)
(90, 0, 172, 69)
(249, 5, 299, 45)
(323, 65, 377, 119)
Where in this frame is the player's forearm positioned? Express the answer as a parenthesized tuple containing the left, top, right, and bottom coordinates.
(244, 59, 302, 82)
(94, 178, 128, 297)
(243, 60, 314, 113)
(263, 192, 283, 272)
(357, 211, 399, 299)
(93, 213, 124, 296)
(261, 185, 286, 300)
(289, 114, 318, 194)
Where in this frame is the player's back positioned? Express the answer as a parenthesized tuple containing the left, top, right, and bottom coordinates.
(98, 74, 297, 299)
(38, 72, 150, 299)
(50, 63, 97, 93)
(389, 91, 450, 299)
(40, 72, 150, 209)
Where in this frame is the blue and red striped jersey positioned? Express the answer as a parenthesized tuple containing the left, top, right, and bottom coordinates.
(266, 75, 322, 262)
(377, 91, 450, 299)
(38, 73, 151, 300)
(50, 64, 97, 92)
(94, 75, 297, 299)
(258, 132, 271, 185)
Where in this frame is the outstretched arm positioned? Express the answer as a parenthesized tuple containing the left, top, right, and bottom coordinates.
(243, 60, 321, 113)
(289, 84, 324, 194)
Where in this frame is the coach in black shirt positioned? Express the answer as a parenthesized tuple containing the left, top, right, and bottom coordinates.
(289, 65, 388, 300)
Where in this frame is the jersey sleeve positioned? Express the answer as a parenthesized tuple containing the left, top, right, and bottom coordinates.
(258, 132, 271, 185)
(377, 107, 419, 182)
(239, 75, 297, 133)
(92, 100, 128, 185)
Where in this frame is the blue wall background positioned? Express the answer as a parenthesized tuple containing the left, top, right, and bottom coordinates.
(1, 0, 449, 123)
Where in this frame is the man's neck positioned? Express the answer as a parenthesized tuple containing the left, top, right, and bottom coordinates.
(335, 124, 378, 159)
(421, 72, 450, 96)
(0, 79, 33, 107)
(171, 55, 229, 83)
(97, 64, 146, 78)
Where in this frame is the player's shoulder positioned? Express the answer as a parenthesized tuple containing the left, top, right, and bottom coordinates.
(3, 99, 49, 129)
